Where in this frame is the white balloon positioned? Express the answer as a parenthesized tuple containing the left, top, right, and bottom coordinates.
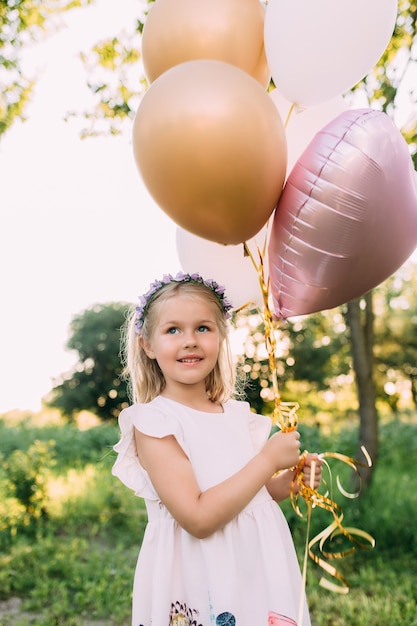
(264, 0, 398, 106)
(176, 227, 269, 310)
(270, 90, 348, 174)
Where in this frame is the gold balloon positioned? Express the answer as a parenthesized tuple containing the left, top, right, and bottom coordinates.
(141, 0, 270, 87)
(133, 60, 287, 245)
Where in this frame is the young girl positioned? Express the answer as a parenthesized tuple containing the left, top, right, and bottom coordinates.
(112, 272, 322, 626)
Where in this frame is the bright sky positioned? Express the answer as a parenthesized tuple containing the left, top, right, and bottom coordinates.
(0, 0, 181, 413)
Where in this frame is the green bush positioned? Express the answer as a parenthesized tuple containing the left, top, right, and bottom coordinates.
(0, 419, 118, 469)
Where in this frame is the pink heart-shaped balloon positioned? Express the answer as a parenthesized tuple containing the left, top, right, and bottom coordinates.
(268, 108, 417, 319)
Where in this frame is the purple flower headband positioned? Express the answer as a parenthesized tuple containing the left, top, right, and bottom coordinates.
(134, 271, 233, 334)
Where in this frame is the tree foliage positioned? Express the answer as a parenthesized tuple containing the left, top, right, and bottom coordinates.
(47, 302, 131, 420)
(67, 0, 151, 137)
(66, 26, 144, 138)
(0, 0, 93, 138)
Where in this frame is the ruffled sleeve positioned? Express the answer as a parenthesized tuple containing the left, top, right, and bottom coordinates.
(111, 402, 188, 500)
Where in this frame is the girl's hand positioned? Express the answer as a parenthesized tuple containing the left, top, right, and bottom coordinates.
(301, 452, 323, 489)
(262, 430, 301, 473)
(265, 449, 323, 503)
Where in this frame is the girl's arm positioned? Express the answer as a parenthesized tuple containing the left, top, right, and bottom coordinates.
(134, 428, 301, 539)
(265, 453, 323, 502)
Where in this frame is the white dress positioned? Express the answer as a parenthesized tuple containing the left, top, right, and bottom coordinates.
(112, 396, 310, 626)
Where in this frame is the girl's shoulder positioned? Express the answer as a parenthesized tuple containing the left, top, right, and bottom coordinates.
(118, 397, 181, 434)
(223, 399, 272, 449)
(224, 398, 269, 422)
(223, 398, 250, 411)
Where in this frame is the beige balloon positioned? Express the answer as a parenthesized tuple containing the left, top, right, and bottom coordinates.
(133, 60, 287, 245)
(141, 0, 270, 87)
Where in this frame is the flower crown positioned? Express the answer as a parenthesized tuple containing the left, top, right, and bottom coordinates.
(134, 271, 233, 334)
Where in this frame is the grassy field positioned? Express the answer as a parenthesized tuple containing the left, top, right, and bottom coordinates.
(0, 409, 416, 625)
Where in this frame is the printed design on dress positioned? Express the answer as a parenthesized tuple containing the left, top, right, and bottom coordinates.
(216, 612, 236, 625)
(160, 602, 236, 626)
(268, 611, 297, 626)
(169, 601, 203, 625)
(138, 602, 237, 625)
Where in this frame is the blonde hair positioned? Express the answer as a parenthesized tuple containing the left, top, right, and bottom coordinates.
(122, 280, 238, 404)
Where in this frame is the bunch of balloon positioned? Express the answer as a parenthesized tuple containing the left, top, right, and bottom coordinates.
(132, 0, 288, 246)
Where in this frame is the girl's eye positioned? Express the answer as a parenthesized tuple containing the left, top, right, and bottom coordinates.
(197, 325, 209, 332)
(167, 327, 179, 334)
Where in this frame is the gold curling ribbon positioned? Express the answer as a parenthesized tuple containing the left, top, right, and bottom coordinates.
(292, 449, 376, 595)
(242, 238, 375, 596)
(243, 240, 298, 433)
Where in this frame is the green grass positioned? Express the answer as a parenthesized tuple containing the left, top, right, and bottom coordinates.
(0, 410, 416, 625)
(307, 554, 417, 626)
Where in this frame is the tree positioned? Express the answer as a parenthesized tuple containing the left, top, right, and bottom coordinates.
(343, 295, 377, 486)
(0, 0, 93, 138)
(47, 302, 131, 420)
(341, 1, 417, 485)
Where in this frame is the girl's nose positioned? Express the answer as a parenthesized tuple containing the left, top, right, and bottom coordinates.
(182, 331, 197, 347)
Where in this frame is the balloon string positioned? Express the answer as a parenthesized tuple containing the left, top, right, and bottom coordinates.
(284, 102, 295, 127)
(297, 459, 316, 625)
(243, 239, 298, 432)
